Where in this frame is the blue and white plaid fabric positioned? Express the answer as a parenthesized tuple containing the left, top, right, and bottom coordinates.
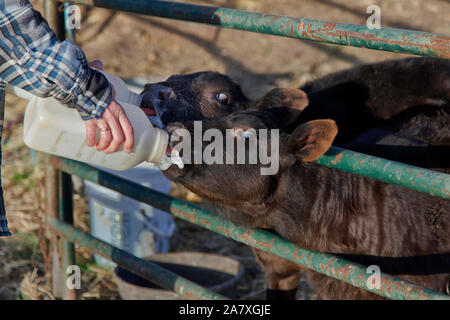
(0, 0, 113, 119)
(0, 0, 113, 236)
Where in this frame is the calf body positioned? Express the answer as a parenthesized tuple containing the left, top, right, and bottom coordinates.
(164, 113, 449, 299)
(142, 57, 450, 299)
(272, 163, 449, 299)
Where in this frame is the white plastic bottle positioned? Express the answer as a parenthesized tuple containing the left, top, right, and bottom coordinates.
(22, 71, 169, 171)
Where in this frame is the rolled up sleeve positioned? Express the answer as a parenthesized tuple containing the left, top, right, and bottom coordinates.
(0, 0, 112, 120)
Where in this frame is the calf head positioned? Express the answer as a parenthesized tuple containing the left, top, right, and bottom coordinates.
(163, 105, 338, 215)
(141, 72, 248, 126)
(141, 71, 310, 130)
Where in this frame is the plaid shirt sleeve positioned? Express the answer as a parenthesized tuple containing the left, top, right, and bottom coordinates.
(0, 0, 112, 120)
(0, 1, 115, 236)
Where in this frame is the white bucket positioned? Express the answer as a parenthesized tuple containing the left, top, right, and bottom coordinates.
(84, 162, 174, 269)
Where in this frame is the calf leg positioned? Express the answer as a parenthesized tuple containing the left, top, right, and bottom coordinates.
(252, 248, 302, 300)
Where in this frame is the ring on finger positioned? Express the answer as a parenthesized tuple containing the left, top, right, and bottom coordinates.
(99, 127, 109, 132)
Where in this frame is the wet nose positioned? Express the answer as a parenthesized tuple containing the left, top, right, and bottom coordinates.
(143, 84, 173, 101)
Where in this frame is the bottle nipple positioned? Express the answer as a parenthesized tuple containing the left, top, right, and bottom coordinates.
(158, 146, 184, 170)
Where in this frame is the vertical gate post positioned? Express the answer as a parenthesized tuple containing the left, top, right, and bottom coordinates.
(45, 155, 62, 298)
(44, 0, 65, 40)
(58, 171, 76, 300)
(44, 1, 75, 299)
(45, 161, 77, 300)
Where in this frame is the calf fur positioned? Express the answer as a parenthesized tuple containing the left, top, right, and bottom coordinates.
(142, 57, 449, 171)
(141, 57, 450, 299)
(163, 112, 449, 299)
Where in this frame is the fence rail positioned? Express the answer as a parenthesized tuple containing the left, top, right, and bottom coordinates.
(57, 0, 449, 58)
(48, 218, 227, 300)
(16, 0, 447, 300)
(49, 156, 450, 300)
(319, 147, 450, 199)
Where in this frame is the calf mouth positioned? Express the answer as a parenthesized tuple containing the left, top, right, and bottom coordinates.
(139, 91, 186, 169)
(140, 91, 165, 129)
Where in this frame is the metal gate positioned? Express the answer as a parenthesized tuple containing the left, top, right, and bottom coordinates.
(5, 0, 449, 300)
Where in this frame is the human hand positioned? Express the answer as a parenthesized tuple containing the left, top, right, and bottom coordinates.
(84, 60, 134, 154)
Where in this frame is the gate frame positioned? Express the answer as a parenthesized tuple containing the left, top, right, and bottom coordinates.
(19, 0, 448, 300)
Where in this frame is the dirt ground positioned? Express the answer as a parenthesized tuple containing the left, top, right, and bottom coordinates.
(0, 0, 448, 300)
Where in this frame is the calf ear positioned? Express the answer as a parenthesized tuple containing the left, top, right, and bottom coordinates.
(254, 88, 309, 128)
(288, 120, 338, 162)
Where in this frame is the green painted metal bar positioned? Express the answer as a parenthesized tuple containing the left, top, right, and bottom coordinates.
(45, 0, 66, 41)
(48, 218, 227, 300)
(44, 2, 75, 299)
(318, 147, 450, 199)
(57, 0, 449, 58)
(44, 156, 63, 299)
(58, 171, 77, 300)
(49, 156, 450, 300)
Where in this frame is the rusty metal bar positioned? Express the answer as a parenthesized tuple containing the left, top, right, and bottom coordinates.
(318, 147, 450, 199)
(58, 171, 77, 300)
(56, 0, 449, 58)
(49, 156, 450, 300)
(44, 155, 63, 298)
(45, 0, 66, 41)
(63, 2, 77, 41)
(0, 84, 10, 237)
(43, 1, 73, 299)
(48, 219, 227, 300)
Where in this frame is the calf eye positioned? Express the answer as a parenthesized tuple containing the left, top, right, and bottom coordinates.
(216, 92, 229, 105)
